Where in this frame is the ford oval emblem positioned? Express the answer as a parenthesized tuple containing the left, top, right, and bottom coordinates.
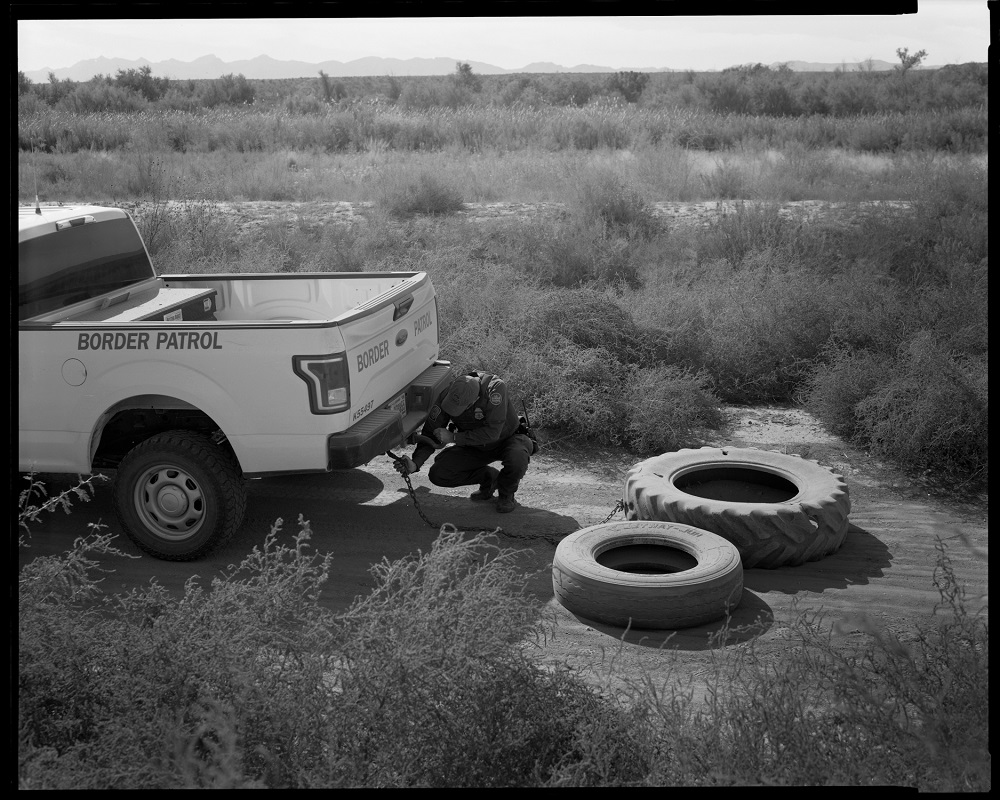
(395, 329, 408, 346)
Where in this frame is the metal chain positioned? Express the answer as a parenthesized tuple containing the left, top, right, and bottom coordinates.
(595, 499, 627, 527)
(387, 452, 627, 546)
(396, 467, 441, 530)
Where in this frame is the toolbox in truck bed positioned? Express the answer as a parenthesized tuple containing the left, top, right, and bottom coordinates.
(69, 286, 218, 322)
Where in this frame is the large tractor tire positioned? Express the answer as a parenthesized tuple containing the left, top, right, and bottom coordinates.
(552, 520, 743, 630)
(113, 430, 247, 561)
(624, 447, 850, 569)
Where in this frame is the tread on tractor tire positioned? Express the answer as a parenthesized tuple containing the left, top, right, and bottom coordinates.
(552, 520, 744, 630)
(112, 430, 247, 561)
(624, 446, 850, 569)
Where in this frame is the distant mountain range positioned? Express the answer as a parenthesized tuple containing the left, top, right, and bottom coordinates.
(22, 55, 942, 83)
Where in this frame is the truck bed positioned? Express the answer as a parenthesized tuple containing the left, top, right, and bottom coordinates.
(162, 273, 419, 323)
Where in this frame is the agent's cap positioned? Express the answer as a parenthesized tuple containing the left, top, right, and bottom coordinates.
(441, 375, 480, 416)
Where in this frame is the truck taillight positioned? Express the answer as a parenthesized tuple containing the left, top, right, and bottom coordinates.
(293, 353, 351, 414)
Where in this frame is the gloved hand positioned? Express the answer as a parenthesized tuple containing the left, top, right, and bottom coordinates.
(393, 457, 418, 476)
(434, 428, 456, 446)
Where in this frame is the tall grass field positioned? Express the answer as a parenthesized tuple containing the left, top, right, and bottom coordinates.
(18, 64, 988, 787)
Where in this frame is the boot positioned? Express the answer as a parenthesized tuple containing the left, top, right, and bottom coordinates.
(469, 467, 499, 501)
(496, 494, 517, 513)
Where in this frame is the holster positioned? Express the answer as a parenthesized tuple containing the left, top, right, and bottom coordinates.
(517, 415, 540, 455)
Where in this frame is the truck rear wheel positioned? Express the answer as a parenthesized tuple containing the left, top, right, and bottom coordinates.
(112, 431, 246, 561)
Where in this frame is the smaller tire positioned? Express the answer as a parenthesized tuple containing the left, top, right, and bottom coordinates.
(113, 430, 247, 561)
(552, 520, 743, 630)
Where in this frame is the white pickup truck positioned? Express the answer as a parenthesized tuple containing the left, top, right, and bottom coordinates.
(18, 203, 453, 560)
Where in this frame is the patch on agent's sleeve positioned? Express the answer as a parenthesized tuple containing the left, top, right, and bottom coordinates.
(489, 393, 502, 406)
(428, 404, 442, 420)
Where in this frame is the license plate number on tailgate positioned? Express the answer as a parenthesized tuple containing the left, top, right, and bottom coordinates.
(386, 395, 406, 417)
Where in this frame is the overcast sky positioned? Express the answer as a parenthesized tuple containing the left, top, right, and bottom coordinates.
(16, 2, 989, 74)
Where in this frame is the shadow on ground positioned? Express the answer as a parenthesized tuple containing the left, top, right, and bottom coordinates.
(741, 522, 893, 594)
(560, 588, 774, 652)
(242, 474, 584, 614)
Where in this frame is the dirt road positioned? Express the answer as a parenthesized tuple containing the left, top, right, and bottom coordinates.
(128, 198, 915, 235)
(18, 406, 988, 699)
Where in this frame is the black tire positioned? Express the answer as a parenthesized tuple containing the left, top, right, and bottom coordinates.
(112, 430, 247, 561)
(552, 520, 744, 630)
(624, 447, 850, 569)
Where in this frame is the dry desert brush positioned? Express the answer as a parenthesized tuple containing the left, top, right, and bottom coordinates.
(373, 170, 465, 218)
(324, 526, 651, 787)
(19, 489, 988, 789)
(18, 517, 649, 788)
(636, 540, 988, 789)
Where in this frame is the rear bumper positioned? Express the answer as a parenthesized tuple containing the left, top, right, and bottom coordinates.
(326, 360, 453, 469)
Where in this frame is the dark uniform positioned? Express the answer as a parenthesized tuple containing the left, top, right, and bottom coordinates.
(406, 371, 534, 511)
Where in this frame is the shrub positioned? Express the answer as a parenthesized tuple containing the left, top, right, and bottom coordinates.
(200, 73, 256, 108)
(328, 527, 650, 786)
(570, 169, 660, 240)
(696, 202, 786, 267)
(548, 76, 593, 107)
(523, 287, 656, 367)
(374, 171, 464, 217)
(753, 77, 800, 116)
(909, 258, 988, 357)
(398, 80, 445, 111)
(137, 199, 243, 271)
(806, 333, 988, 487)
(605, 71, 649, 104)
(641, 540, 988, 788)
(526, 341, 721, 453)
(510, 218, 648, 289)
(56, 82, 146, 113)
(683, 255, 836, 403)
(561, 226, 636, 286)
(697, 74, 753, 114)
(423, 258, 716, 454)
(113, 66, 169, 103)
(853, 333, 988, 483)
(623, 365, 725, 454)
(19, 472, 107, 539)
(19, 520, 340, 788)
(700, 157, 755, 199)
(803, 345, 892, 440)
(18, 519, 649, 788)
(528, 343, 630, 445)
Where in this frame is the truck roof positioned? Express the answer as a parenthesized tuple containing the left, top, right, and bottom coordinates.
(18, 204, 129, 243)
